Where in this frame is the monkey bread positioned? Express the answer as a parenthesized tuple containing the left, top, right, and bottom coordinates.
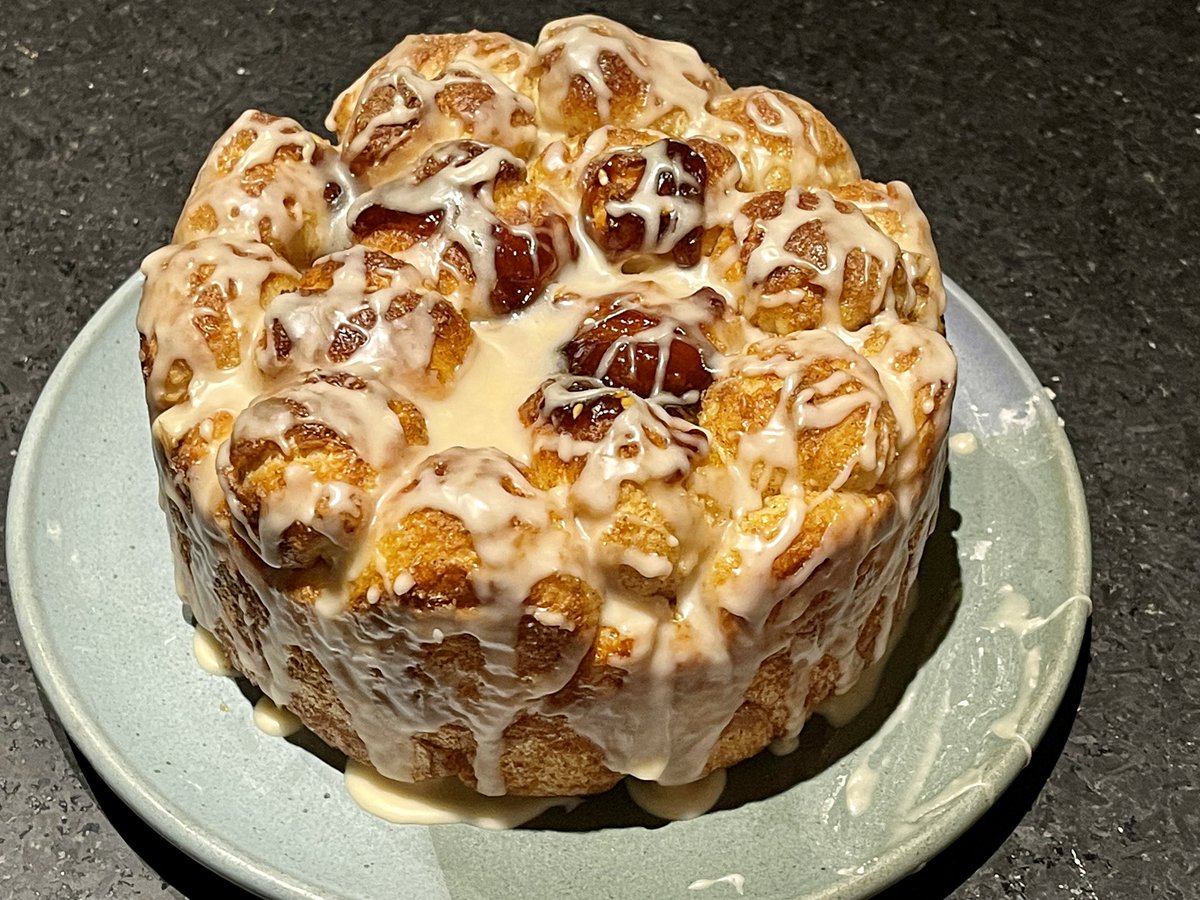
(138, 15, 955, 798)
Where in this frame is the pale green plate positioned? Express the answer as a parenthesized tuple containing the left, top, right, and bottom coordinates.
(6, 274, 1091, 899)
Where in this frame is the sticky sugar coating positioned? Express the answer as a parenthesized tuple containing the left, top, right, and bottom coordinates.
(348, 140, 576, 317)
(139, 14, 956, 799)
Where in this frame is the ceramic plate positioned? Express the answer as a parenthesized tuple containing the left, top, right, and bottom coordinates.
(6, 274, 1090, 900)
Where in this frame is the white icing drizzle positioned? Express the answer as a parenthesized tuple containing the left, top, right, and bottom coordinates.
(217, 372, 415, 568)
(328, 31, 535, 138)
(626, 768, 727, 820)
(745, 190, 893, 287)
(344, 449, 586, 794)
(704, 86, 860, 191)
(138, 238, 299, 416)
(341, 62, 536, 182)
(142, 15, 959, 814)
(844, 762, 880, 817)
(348, 143, 547, 317)
(768, 735, 800, 756)
(989, 584, 1093, 638)
(375, 447, 574, 603)
(949, 431, 979, 455)
(818, 585, 926, 819)
(566, 283, 726, 406)
(258, 245, 446, 392)
(832, 585, 1090, 828)
(421, 296, 586, 459)
(174, 110, 354, 263)
(601, 139, 705, 256)
(530, 377, 708, 512)
(817, 583, 921, 730)
(698, 330, 894, 551)
(534, 15, 719, 131)
(345, 760, 578, 828)
(688, 874, 746, 895)
(192, 626, 234, 676)
(833, 179, 946, 325)
(252, 696, 302, 738)
(846, 319, 957, 482)
(989, 646, 1041, 763)
(732, 188, 902, 327)
(837, 688, 918, 823)
(984, 585, 1092, 763)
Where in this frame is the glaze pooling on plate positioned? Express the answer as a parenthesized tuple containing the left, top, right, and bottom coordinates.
(137, 14, 958, 800)
(343, 760, 579, 829)
(7, 274, 1090, 899)
(192, 625, 235, 676)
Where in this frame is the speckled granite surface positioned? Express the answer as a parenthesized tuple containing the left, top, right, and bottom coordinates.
(0, 0, 1195, 897)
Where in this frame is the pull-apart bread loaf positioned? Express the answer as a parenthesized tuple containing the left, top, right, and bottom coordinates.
(139, 15, 955, 796)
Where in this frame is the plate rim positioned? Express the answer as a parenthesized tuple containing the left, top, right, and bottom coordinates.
(5, 272, 1092, 900)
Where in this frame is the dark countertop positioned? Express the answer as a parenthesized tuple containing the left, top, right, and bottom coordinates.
(1, 0, 1196, 897)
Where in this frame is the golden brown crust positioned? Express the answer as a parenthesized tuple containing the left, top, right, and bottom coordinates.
(500, 715, 623, 795)
(516, 574, 603, 678)
(285, 645, 370, 761)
